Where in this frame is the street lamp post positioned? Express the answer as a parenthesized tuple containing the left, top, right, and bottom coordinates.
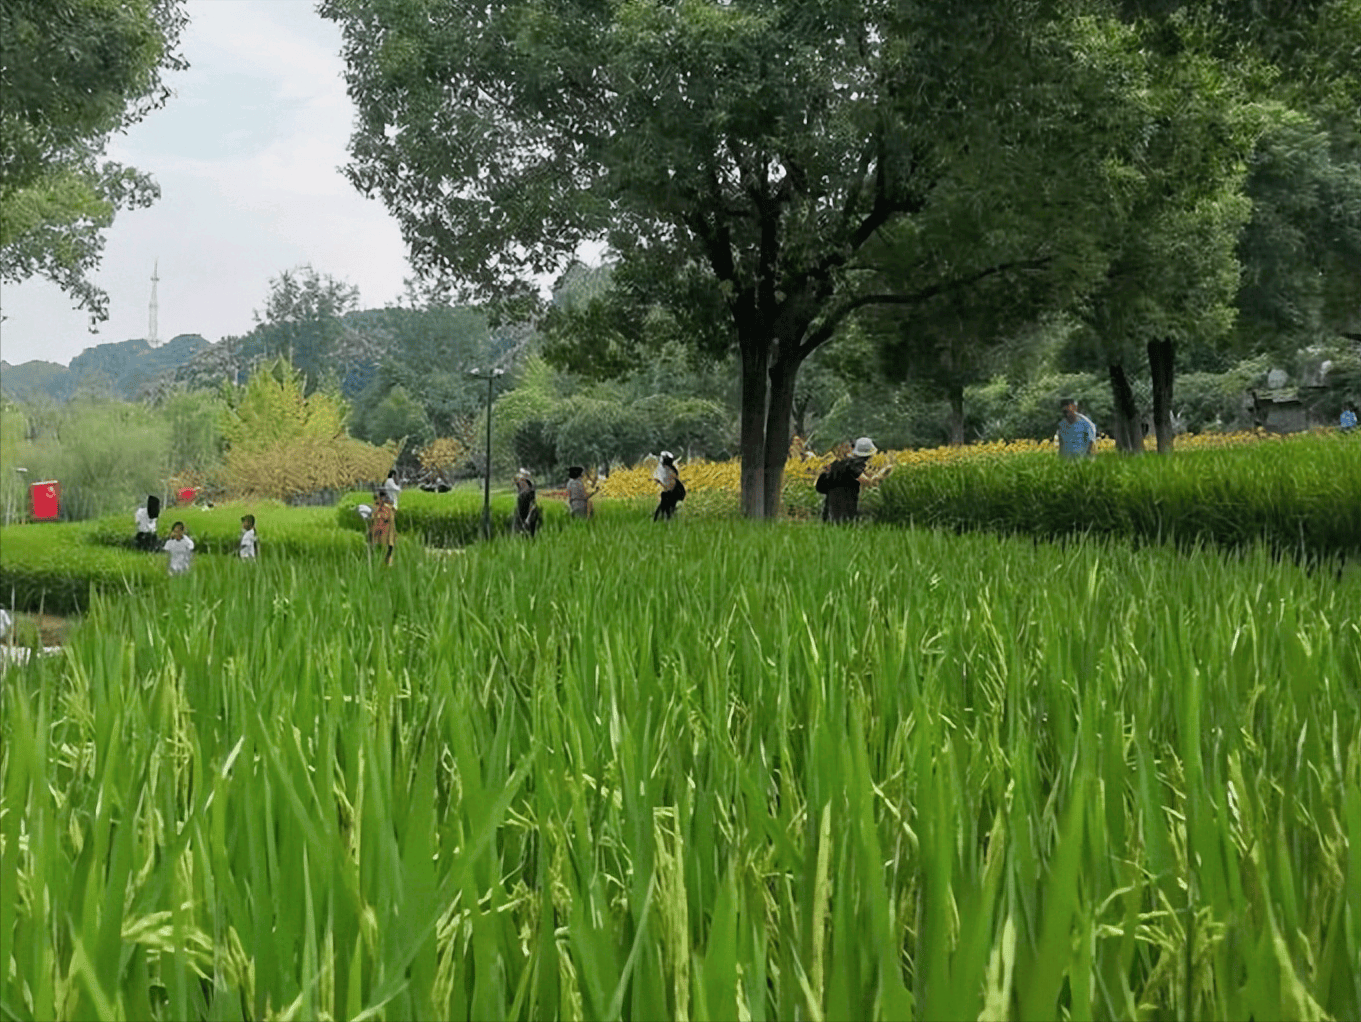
(467, 367, 505, 540)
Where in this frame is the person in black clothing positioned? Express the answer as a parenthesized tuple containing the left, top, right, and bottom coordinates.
(815, 437, 877, 522)
(134, 494, 161, 550)
(512, 468, 542, 537)
(653, 451, 686, 521)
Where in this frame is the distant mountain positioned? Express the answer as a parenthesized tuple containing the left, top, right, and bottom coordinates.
(0, 359, 75, 401)
(1, 334, 209, 402)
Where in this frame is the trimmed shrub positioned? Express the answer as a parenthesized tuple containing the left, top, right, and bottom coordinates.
(876, 431, 1361, 558)
(0, 523, 165, 615)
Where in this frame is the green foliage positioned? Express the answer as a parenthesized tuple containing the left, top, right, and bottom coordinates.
(877, 431, 1361, 557)
(0, 0, 188, 320)
(350, 384, 432, 450)
(4, 519, 1358, 1018)
(0, 521, 163, 614)
(220, 358, 348, 449)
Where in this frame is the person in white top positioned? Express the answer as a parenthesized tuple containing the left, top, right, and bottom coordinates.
(382, 469, 401, 509)
(239, 514, 258, 559)
(134, 494, 160, 550)
(163, 521, 195, 575)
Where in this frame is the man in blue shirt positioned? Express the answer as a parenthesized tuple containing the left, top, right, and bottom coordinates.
(1342, 403, 1358, 431)
(1057, 398, 1098, 458)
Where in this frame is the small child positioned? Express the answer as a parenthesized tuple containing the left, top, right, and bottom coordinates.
(369, 490, 396, 565)
(163, 521, 194, 576)
(239, 514, 257, 560)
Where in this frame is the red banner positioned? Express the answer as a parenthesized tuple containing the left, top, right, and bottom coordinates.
(30, 480, 59, 520)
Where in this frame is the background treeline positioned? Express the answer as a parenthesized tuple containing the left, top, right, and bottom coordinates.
(3, 256, 1359, 523)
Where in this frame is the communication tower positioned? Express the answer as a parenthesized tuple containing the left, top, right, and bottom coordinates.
(148, 259, 160, 348)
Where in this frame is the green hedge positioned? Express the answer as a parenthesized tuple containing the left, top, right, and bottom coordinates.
(0, 523, 165, 615)
(335, 488, 569, 546)
(876, 432, 1361, 558)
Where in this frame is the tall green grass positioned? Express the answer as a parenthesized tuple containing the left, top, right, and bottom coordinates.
(3, 522, 1359, 1020)
(877, 432, 1361, 558)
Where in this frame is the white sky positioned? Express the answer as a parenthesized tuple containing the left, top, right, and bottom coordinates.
(0, 0, 414, 368)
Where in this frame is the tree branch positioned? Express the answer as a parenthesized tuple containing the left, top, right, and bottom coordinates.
(798, 256, 1054, 358)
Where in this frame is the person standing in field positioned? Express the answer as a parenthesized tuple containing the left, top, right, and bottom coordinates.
(816, 436, 879, 522)
(653, 451, 685, 521)
(239, 514, 258, 560)
(382, 469, 401, 509)
(134, 494, 160, 551)
(512, 468, 542, 537)
(1056, 398, 1098, 459)
(163, 521, 194, 576)
(565, 466, 597, 519)
(369, 489, 396, 565)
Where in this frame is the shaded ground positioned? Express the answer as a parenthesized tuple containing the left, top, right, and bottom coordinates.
(5, 612, 73, 647)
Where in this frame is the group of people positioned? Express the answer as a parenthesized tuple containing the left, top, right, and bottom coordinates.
(509, 454, 684, 536)
(131, 495, 257, 575)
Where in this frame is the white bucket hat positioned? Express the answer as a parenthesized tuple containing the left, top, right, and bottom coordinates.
(659, 451, 674, 461)
(851, 437, 877, 457)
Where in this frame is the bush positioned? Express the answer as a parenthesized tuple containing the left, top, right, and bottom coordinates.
(0, 523, 165, 614)
(876, 431, 1361, 558)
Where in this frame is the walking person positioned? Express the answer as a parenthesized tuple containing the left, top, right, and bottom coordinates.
(565, 466, 597, 519)
(816, 436, 880, 523)
(512, 468, 542, 537)
(1056, 398, 1098, 459)
(163, 521, 194, 576)
(369, 489, 396, 565)
(653, 451, 686, 521)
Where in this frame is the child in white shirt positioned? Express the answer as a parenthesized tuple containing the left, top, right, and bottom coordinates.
(239, 514, 258, 559)
(163, 521, 195, 576)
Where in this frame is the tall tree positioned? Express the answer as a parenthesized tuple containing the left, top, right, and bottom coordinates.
(324, 0, 1149, 516)
(0, 0, 187, 322)
(252, 265, 361, 392)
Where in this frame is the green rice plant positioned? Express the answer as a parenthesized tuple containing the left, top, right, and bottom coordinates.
(877, 431, 1361, 558)
(2, 521, 1358, 1020)
(335, 488, 570, 546)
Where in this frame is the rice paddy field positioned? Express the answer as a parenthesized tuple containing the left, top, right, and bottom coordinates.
(3, 506, 1359, 1020)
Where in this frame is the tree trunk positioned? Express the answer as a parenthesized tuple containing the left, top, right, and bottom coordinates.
(1107, 363, 1144, 454)
(1148, 339, 1176, 454)
(762, 355, 803, 519)
(947, 384, 965, 447)
(738, 342, 770, 518)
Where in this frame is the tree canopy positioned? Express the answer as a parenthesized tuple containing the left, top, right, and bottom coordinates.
(323, 0, 1361, 510)
(0, 0, 187, 322)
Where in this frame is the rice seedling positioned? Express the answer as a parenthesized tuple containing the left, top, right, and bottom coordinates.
(3, 519, 1357, 1020)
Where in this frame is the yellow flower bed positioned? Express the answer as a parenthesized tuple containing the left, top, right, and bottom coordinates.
(595, 428, 1324, 501)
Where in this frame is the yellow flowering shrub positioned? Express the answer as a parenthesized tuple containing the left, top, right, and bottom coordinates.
(224, 436, 399, 499)
(418, 436, 469, 476)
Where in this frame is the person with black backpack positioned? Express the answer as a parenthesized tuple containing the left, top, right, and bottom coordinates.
(653, 451, 686, 521)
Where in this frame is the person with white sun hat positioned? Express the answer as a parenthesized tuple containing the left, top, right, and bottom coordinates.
(815, 436, 885, 522)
